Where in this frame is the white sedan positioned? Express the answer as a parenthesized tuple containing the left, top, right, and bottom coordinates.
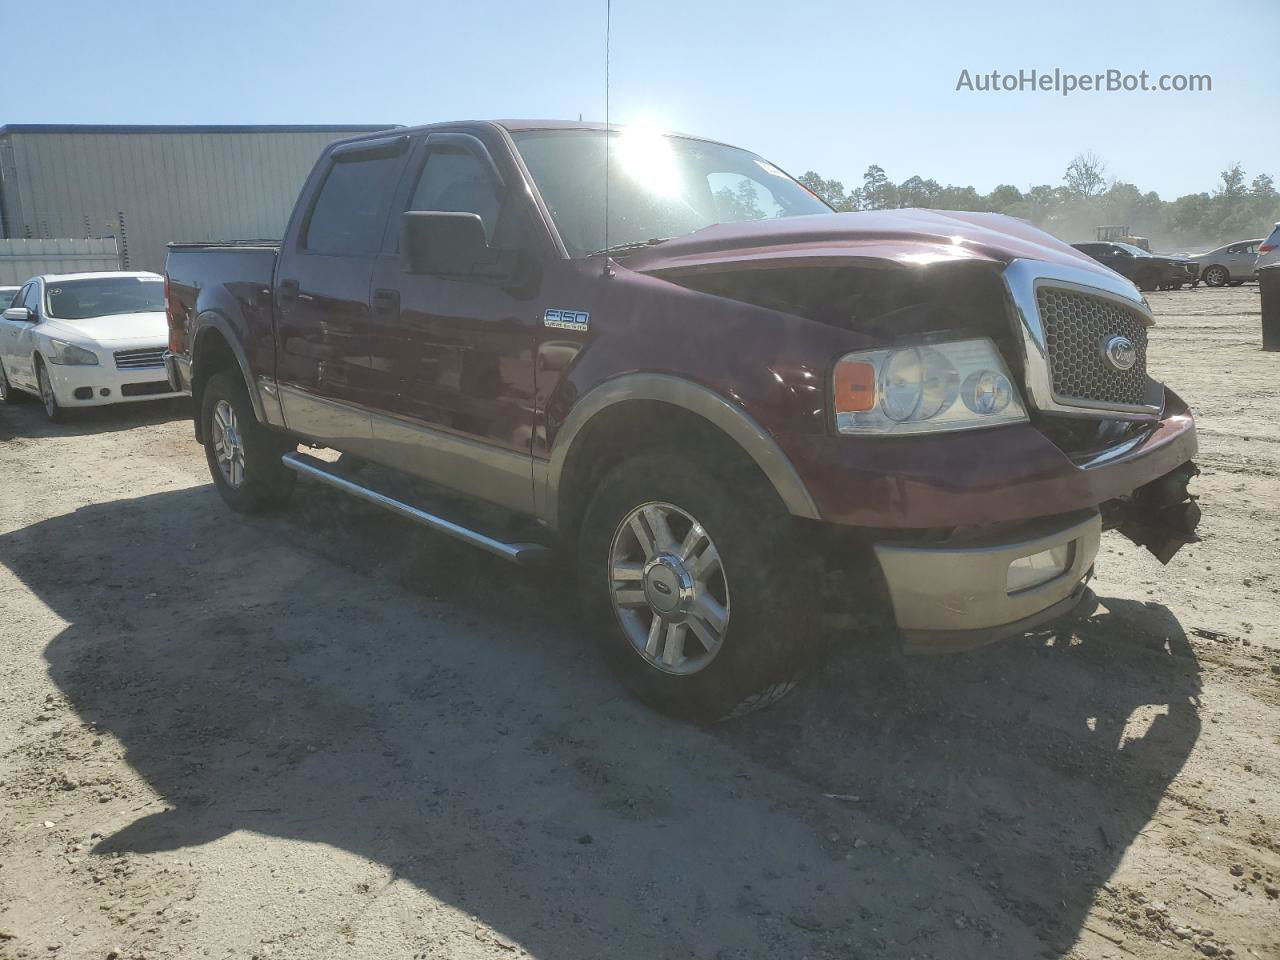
(0, 271, 183, 422)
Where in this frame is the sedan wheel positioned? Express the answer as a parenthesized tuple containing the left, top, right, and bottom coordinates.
(609, 501, 731, 675)
(37, 362, 63, 423)
(210, 398, 246, 488)
(0, 359, 18, 404)
(1203, 265, 1229, 287)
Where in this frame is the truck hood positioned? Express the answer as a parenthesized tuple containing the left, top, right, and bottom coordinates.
(621, 209, 1120, 281)
(43, 311, 168, 344)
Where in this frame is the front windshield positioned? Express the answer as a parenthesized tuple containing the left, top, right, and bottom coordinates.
(1114, 242, 1151, 257)
(45, 276, 165, 320)
(512, 129, 831, 257)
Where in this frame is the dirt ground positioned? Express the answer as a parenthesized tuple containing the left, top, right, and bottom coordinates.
(1, 285, 1277, 960)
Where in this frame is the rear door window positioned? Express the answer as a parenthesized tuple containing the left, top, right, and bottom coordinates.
(303, 153, 404, 256)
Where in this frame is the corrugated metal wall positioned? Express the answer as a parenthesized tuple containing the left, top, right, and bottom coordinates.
(0, 126, 392, 273)
(0, 238, 122, 284)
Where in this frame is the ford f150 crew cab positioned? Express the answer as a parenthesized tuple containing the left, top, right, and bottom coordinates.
(164, 120, 1200, 720)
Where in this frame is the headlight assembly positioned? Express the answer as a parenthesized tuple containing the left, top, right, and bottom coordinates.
(47, 339, 99, 366)
(832, 337, 1027, 435)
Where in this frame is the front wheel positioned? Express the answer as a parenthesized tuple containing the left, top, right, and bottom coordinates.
(36, 359, 64, 423)
(0, 358, 20, 405)
(201, 370, 296, 513)
(1202, 265, 1229, 287)
(577, 452, 814, 722)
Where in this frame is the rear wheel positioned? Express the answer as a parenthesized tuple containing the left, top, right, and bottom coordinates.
(577, 452, 814, 722)
(1202, 265, 1229, 287)
(201, 370, 296, 513)
(36, 359, 64, 423)
(1136, 271, 1161, 292)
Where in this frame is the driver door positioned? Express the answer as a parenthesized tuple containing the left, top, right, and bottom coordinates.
(366, 131, 542, 514)
(3, 282, 44, 390)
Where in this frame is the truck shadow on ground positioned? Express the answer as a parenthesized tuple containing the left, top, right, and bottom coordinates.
(0, 395, 190, 440)
(8, 482, 1201, 959)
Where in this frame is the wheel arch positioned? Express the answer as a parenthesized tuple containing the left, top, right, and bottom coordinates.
(190, 312, 268, 441)
(544, 373, 820, 538)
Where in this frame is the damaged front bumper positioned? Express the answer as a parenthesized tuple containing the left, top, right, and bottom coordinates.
(875, 510, 1101, 653)
(1104, 460, 1201, 564)
(872, 459, 1200, 653)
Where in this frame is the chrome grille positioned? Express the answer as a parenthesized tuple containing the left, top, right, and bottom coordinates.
(1037, 287, 1149, 408)
(114, 348, 166, 370)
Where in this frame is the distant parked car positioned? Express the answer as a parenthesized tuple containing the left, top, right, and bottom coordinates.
(1256, 223, 1280, 275)
(1070, 242, 1197, 291)
(0, 271, 183, 422)
(0, 286, 20, 308)
(1190, 239, 1263, 287)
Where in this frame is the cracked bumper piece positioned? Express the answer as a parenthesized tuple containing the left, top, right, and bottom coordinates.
(875, 510, 1101, 653)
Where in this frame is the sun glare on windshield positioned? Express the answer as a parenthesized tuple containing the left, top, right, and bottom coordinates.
(616, 125, 684, 199)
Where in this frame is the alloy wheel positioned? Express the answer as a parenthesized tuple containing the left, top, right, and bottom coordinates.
(608, 501, 731, 675)
(210, 399, 246, 488)
(38, 366, 56, 418)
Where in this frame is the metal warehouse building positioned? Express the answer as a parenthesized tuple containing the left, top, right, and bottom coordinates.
(0, 124, 394, 277)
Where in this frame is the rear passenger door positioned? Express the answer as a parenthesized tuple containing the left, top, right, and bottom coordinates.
(274, 135, 408, 447)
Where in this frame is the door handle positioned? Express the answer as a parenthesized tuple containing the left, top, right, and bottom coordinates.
(277, 279, 299, 313)
(372, 288, 401, 321)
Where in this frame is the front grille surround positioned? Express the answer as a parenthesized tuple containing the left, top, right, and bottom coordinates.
(1001, 259, 1162, 421)
(114, 347, 166, 370)
(1037, 286, 1150, 408)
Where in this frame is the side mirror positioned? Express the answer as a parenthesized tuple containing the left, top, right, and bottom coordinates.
(401, 211, 509, 278)
(2, 306, 33, 323)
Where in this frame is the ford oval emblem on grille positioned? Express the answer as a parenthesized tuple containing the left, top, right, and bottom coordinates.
(1102, 335, 1137, 371)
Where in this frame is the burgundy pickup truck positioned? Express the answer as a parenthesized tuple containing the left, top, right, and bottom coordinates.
(164, 120, 1200, 720)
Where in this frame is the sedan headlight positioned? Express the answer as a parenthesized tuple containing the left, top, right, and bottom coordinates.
(47, 339, 99, 366)
(832, 337, 1027, 435)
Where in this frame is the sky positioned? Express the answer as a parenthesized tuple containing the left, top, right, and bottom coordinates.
(2, 0, 1276, 199)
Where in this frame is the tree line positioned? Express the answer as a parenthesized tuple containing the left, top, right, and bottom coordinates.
(796, 153, 1280, 252)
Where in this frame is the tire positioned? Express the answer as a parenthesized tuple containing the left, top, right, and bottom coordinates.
(577, 451, 814, 722)
(0, 358, 20, 404)
(1136, 271, 1160, 293)
(201, 369, 296, 513)
(35, 358, 64, 423)
(1202, 265, 1229, 287)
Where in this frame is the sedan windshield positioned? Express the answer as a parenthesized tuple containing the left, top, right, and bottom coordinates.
(1114, 242, 1152, 257)
(45, 276, 165, 319)
(512, 129, 831, 257)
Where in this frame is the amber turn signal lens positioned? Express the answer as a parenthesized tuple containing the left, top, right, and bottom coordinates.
(834, 361, 877, 413)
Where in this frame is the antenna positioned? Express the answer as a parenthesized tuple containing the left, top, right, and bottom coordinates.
(602, 0, 613, 277)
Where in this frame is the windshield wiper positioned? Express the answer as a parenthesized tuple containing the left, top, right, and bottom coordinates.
(590, 237, 675, 258)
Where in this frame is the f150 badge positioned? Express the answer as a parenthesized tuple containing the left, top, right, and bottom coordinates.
(544, 308, 590, 332)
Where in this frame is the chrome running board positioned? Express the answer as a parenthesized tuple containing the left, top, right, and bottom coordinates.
(281, 452, 552, 566)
